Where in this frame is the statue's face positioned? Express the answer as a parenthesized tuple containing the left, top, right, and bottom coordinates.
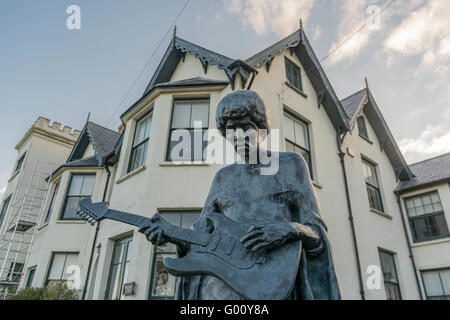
(225, 117, 260, 156)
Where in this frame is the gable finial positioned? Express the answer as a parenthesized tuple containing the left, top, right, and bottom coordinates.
(86, 112, 91, 122)
(173, 25, 177, 38)
(299, 18, 303, 30)
(365, 77, 369, 89)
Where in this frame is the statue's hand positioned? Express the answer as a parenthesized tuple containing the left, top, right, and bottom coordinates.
(240, 222, 320, 252)
(240, 222, 298, 252)
(139, 213, 170, 246)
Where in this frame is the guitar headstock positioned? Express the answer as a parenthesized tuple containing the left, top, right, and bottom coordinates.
(77, 198, 109, 225)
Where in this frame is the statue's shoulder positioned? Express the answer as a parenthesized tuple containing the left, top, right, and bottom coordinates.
(212, 163, 238, 182)
(279, 152, 309, 178)
(280, 152, 308, 168)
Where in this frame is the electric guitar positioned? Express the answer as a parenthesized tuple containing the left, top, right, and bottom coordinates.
(77, 198, 301, 300)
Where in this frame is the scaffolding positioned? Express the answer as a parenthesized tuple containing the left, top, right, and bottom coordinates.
(0, 160, 54, 298)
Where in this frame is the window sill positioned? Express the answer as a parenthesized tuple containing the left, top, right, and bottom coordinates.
(159, 161, 209, 167)
(37, 223, 49, 231)
(359, 134, 373, 145)
(312, 181, 323, 189)
(116, 166, 146, 184)
(56, 220, 86, 225)
(411, 237, 450, 248)
(285, 81, 308, 99)
(370, 208, 392, 220)
(8, 170, 20, 183)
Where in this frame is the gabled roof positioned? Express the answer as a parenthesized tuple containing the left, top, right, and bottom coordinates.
(143, 37, 234, 96)
(396, 153, 450, 193)
(340, 88, 368, 120)
(132, 28, 350, 133)
(245, 29, 350, 132)
(340, 84, 413, 180)
(67, 121, 121, 166)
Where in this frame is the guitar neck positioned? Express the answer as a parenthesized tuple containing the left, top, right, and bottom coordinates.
(105, 209, 210, 247)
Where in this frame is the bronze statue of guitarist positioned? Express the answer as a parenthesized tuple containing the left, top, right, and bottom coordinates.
(79, 90, 341, 300)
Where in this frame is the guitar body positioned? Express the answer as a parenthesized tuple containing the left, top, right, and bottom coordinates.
(163, 212, 302, 300)
(77, 199, 302, 300)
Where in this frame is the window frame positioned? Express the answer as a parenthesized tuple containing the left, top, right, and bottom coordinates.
(284, 57, 304, 95)
(0, 195, 12, 230)
(362, 158, 384, 212)
(378, 249, 402, 300)
(15, 152, 26, 172)
(105, 235, 133, 300)
(44, 182, 60, 224)
(404, 191, 449, 243)
(128, 111, 153, 173)
(148, 210, 201, 300)
(25, 267, 37, 288)
(421, 267, 450, 300)
(59, 173, 96, 221)
(166, 98, 210, 162)
(357, 116, 370, 140)
(45, 252, 79, 285)
(284, 111, 313, 179)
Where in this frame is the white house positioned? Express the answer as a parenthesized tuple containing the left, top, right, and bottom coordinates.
(7, 26, 449, 300)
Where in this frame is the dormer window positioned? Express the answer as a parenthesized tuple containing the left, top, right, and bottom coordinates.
(357, 116, 369, 140)
(285, 57, 303, 94)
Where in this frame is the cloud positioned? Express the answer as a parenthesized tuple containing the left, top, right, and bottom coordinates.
(327, 0, 375, 64)
(399, 109, 450, 163)
(224, 0, 314, 36)
(384, 0, 450, 71)
(328, 0, 427, 65)
(313, 26, 322, 41)
(0, 187, 5, 199)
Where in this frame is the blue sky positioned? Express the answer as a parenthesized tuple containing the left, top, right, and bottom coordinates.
(1, 0, 449, 197)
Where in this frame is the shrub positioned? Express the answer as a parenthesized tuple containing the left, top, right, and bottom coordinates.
(8, 282, 78, 300)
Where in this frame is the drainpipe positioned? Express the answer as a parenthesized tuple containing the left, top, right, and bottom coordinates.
(336, 131, 366, 300)
(81, 164, 111, 300)
(395, 193, 423, 300)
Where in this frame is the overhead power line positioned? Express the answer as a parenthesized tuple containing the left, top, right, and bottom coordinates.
(106, 0, 191, 126)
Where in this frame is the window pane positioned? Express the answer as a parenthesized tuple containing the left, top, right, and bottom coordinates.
(62, 254, 79, 280)
(134, 116, 148, 146)
(284, 115, 295, 142)
(294, 121, 308, 149)
(423, 271, 444, 297)
(433, 202, 443, 212)
(129, 141, 148, 171)
(171, 102, 191, 129)
(80, 175, 95, 196)
(285, 140, 295, 153)
(411, 217, 429, 241)
(151, 253, 177, 298)
(48, 254, 66, 280)
(367, 185, 383, 211)
(150, 211, 200, 299)
(385, 283, 401, 300)
(106, 237, 132, 300)
(61, 197, 82, 220)
(431, 192, 440, 202)
(68, 175, 84, 196)
(357, 116, 368, 138)
(160, 213, 182, 228)
(440, 269, 450, 295)
(190, 101, 209, 128)
(181, 213, 200, 229)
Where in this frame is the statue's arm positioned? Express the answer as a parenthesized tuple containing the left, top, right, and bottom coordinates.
(241, 153, 324, 253)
